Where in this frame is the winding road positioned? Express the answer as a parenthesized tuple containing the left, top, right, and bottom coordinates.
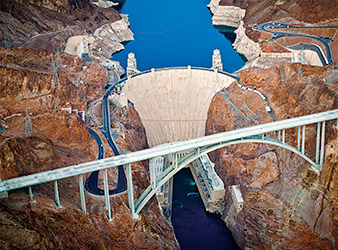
(253, 22, 338, 65)
(84, 83, 127, 196)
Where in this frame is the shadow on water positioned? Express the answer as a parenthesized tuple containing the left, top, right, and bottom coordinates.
(214, 25, 248, 62)
(213, 25, 237, 43)
(172, 168, 240, 250)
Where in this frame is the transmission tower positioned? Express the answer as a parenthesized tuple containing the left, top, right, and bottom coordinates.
(298, 65, 303, 80)
(51, 56, 60, 88)
(1, 13, 11, 51)
(56, 48, 64, 71)
(25, 109, 33, 136)
(0, 119, 6, 132)
(326, 68, 338, 83)
(54, 99, 59, 111)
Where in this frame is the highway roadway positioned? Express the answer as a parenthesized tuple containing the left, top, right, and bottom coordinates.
(253, 22, 338, 65)
(84, 83, 127, 196)
(288, 43, 328, 66)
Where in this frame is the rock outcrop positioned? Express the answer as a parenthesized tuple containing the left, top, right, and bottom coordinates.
(0, 47, 107, 113)
(219, 0, 338, 25)
(0, 0, 132, 59)
(208, 0, 261, 61)
(206, 63, 338, 249)
(0, 44, 178, 249)
(232, 21, 262, 61)
(208, 0, 245, 28)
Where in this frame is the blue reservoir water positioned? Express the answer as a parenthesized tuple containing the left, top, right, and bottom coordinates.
(113, 0, 244, 72)
(114, 0, 244, 249)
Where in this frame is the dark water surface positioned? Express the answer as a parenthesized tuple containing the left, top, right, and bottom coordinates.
(114, 1, 244, 249)
(113, 0, 244, 72)
(172, 168, 240, 250)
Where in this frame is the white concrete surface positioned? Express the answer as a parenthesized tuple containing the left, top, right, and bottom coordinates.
(120, 68, 236, 147)
(289, 49, 324, 66)
(64, 35, 88, 57)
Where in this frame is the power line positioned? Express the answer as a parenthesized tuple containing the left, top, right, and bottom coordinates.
(56, 48, 64, 71)
(25, 109, 32, 136)
(51, 56, 60, 88)
(1, 12, 12, 51)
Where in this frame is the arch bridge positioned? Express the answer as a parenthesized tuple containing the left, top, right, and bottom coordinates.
(0, 109, 338, 220)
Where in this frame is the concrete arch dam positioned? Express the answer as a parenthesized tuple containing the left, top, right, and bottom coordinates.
(118, 67, 236, 147)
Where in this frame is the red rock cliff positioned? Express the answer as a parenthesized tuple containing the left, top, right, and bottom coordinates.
(206, 63, 338, 249)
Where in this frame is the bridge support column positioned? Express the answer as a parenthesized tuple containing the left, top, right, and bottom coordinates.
(297, 126, 301, 151)
(103, 169, 112, 221)
(28, 186, 36, 203)
(173, 153, 178, 169)
(126, 163, 138, 219)
(316, 122, 321, 164)
(150, 162, 156, 189)
(319, 121, 326, 167)
(78, 174, 86, 215)
(278, 130, 281, 141)
(302, 125, 305, 154)
(54, 180, 62, 208)
(282, 129, 285, 144)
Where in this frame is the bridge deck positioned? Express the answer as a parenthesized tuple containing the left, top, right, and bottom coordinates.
(1, 109, 338, 192)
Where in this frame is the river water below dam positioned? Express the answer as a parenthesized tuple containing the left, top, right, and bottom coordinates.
(113, 0, 244, 249)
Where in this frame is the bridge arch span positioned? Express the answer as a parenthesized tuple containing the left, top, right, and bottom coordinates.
(133, 136, 319, 216)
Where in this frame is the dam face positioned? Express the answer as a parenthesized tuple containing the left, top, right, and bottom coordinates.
(119, 67, 236, 147)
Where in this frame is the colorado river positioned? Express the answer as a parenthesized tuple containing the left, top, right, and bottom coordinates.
(113, 0, 244, 249)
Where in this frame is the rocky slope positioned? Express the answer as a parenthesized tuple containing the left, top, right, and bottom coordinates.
(0, 47, 107, 113)
(0, 0, 133, 59)
(206, 63, 338, 249)
(0, 20, 177, 250)
(219, 0, 338, 25)
(209, 0, 338, 63)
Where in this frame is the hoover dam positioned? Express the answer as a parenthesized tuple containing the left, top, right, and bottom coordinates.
(118, 66, 235, 147)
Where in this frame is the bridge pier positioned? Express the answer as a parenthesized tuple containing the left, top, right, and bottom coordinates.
(316, 122, 321, 164)
(103, 169, 112, 221)
(28, 186, 36, 203)
(320, 121, 326, 167)
(54, 180, 62, 208)
(78, 174, 87, 215)
(150, 162, 156, 189)
(126, 163, 138, 219)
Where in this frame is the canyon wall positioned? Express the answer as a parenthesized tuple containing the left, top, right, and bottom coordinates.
(0, 28, 177, 250)
(208, 0, 261, 61)
(0, 0, 133, 58)
(206, 63, 338, 249)
(209, 0, 338, 63)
